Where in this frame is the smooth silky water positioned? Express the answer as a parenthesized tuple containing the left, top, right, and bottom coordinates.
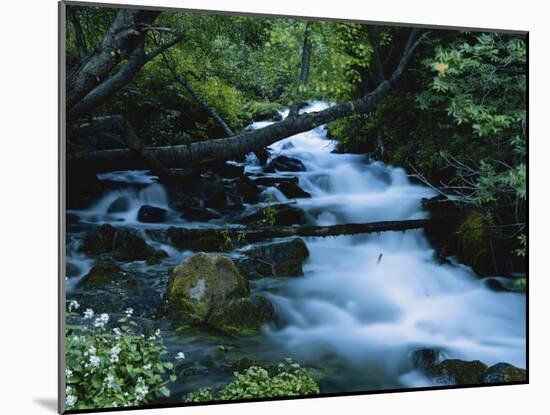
(66, 101, 526, 398)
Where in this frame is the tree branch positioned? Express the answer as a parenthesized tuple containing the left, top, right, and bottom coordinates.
(69, 29, 431, 173)
(161, 51, 234, 137)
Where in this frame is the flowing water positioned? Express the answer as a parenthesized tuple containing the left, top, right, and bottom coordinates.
(66, 101, 526, 397)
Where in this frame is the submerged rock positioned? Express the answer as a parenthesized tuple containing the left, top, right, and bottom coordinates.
(265, 155, 306, 172)
(79, 260, 131, 288)
(180, 207, 221, 222)
(431, 359, 488, 385)
(237, 238, 310, 278)
(146, 250, 169, 265)
(206, 296, 275, 336)
(80, 224, 154, 261)
(238, 204, 307, 226)
(276, 181, 311, 199)
(207, 161, 244, 179)
(107, 196, 131, 213)
(137, 205, 167, 223)
(235, 176, 260, 204)
(483, 363, 526, 383)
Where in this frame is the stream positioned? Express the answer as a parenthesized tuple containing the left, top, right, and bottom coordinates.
(66, 101, 526, 399)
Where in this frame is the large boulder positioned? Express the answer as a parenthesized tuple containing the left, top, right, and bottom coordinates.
(80, 224, 154, 261)
(165, 253, 275, 335)
(206, 296, 275, 336)
(237, 238, 310, 278)
(137, 205, 167, 223)
(265, 155, 306, 172)
(483, 363, 526, 383)
(430, 359, 488, 385)
(166, 253, 249, 322)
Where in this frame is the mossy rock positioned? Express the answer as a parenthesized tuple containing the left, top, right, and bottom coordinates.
(80, 224, 153, 261)
(237, 238, 310, 278)
(456, 212, 499, 275)
(166, 253, 249, 323)
(483, 363, 526, 383)
(206, 296, 275, 336)
(79, 261, 124, 288)
(431, 359, 488, 385)
(239, 204, 307, 227)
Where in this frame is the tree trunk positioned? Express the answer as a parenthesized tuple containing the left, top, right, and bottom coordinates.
(66, 9, 160, 110)
(146, 218, 447, 248)
(289, 22, 313, 117)
(67, 6, 88, 61)
(68, 29, 429, 174)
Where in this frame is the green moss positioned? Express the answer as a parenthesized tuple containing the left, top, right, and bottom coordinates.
(207, 296, 275, 336)
(79, 261, 122, 288)
(502, 366, 526, 382)
(513, 278, 526, 292)
(456, 212, 496, 275)
(432, 359, 488, 385)
(166, 253, 249, 323)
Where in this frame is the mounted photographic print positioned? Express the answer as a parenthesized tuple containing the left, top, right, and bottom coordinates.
(59, 1, 528, 413)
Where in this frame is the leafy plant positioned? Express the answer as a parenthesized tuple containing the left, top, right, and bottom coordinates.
(64, 303, 177, 410)
(186, 358, 320, 402)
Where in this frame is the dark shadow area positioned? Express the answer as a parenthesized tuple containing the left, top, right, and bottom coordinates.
(34, 398, 58, 413)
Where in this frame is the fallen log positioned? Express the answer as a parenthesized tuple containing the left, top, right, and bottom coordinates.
(67, 30, 430, 175)
(146, 218, 449, 250)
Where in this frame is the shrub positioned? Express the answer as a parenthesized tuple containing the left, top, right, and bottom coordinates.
(64, 302, 177, 410)
(186, 358, 320, 402)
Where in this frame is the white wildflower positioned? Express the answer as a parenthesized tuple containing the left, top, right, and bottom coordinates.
(65, 369, 73, 378)
(143, 364, 152, 370)
(88, 345, 97, 356)
(103, 373, 115, 389)
(93, 313, 109, 329)
(110, 345, 122, 363)
(135, 378, 149, 402)
(175, 352, 186, 361)
(83, 308, 94, 319)
(66, 394, 77, 407)
(89, 355, 100, 368)
(124, 308, 134, 318)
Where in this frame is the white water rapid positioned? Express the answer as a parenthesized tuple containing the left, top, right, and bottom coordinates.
(252, 102, 525, 389)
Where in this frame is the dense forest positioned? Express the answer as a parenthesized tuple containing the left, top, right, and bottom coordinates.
(63, 4, 527, 412)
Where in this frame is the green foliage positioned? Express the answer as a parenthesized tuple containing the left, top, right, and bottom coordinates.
(65, 303, 176, 410)
(185, 359, 320, 402)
